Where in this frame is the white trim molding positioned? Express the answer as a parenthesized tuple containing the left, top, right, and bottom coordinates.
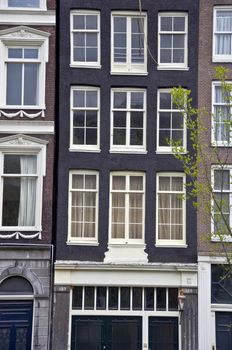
(0, 0, 47, 11)
(0, 11, 55, 25)
(0, 231, 41, 239)
(0, 109, 45, 118)
(0, 121, 54, 134)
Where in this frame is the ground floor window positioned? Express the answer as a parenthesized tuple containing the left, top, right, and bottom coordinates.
(216, 312, 232, 350)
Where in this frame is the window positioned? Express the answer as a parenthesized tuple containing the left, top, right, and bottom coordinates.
(213, 8, 232, 62)
(212, 82, 232, 145)
(68, 171, 98, 244)
(109, 173, 145, 244)
(1, 0, 46, 10)
(111, 89, 146, 152)
(111, 12, 147, 74)
(0, 135, 46, 232)
(157, 89, 186, 152)
(158, 13, 188, 69)
(0, 27, 49, 110)
(70, 87, 100, 151)
(212, 168, 232, 240)
(70, 11, 100, 67)
(156, 173, 186, 246)
(211, 264, 232, 304)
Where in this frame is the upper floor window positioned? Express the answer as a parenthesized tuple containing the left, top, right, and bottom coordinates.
(111, 12, 147, 74)
(68, 171, 99, 244)
(157, 89, 186, 153)
(70, 87, 100, 151)
(109, 173, 145, 244)
(158, 13, 188, 69)
(111, 89, 146, 153)
(212, 82, 232, 145)
(213, 8, 232, 62)
(1, 0, 46, 10)
(156, 173, 186, 246)
(70, 10, 100, 68)
(212, 168, 232, 241)
(0, 134, 47, 232)
(0, 27, 49, 110)
(211, 264, 232, 303)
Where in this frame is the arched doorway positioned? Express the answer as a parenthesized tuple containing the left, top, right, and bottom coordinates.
(0, 276, 33, 350)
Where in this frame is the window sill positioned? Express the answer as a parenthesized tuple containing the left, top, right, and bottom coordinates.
(70, 64, 101, 69)
(69, 148, 101, 153)
(0, 228, 41, 232)
(211, 142, 232, 147)
(0, 7, 47, 11)
(157, 66, 189, 71)
(211, 235, 232, 243)
(110, 71, 148, 76)
(156, 150, 187, 155)
(212, 57, 232, 63)
(66, 241, 99, 246)
(155, 244, 188, 248)
(110, 149, 147, 154)
(108, 243, 146, 247)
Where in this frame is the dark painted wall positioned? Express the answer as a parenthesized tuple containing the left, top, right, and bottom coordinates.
(56, 0, 199, 263)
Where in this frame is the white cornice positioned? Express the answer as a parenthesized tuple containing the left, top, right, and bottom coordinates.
(0, 10, 55, 25)
(0, 121, 54, 134)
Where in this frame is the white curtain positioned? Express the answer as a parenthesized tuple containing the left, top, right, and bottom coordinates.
(214, 86, 230, 142)
(18, 156, 36, 226)
(216, 11, 232, 55)
(112, 176, 126, 239)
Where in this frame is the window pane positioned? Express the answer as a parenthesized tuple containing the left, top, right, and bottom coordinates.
(24, 49, 38, 59)
(85, 175, 96, 189)
(96, 287, 106, 310)
(86, 15, 98, 30)
(6, 63, 22, 105)
(120, 287, 130, 310)
(84, 287, 94, 309)
(114, 17, 126, 32)
(211, 265, 232, 304)
(174, 17, 185, 31)
(157, 288, 166, 310)
(113, 112, 127, 127)
(8, 48, 22, 58)
(73, 15, 85, 30)
(114, 92, 127, 108)
(214, 170, 230, 190)
(168, 288, 178, 310)
(131, 92, 144, 109)
(160, 93, 171, 109)
(8, 0, 40, 7)
(109, 287, 118, 309)
(4, 155, 36, 175)
(24, 63, 38, 105)
(86, 91, 97, 107)
(2, 178, 20, 226)
(112, 176, 126, 190)
(160, 35, 172, 48)
(72, 287, 82, 309)
(71, 318, 103, 350)
(160, 17, 172, 31)
(130, 176, 143, 191)
(73, 90, 85, 107)
(131, 112, 143, 128)
(132, 287, 142, 310)
(173, 49, 184, 63)
(72, 175, 84, 189)
(145, 288, 154, 310)
(160, 49, 171, 63)
(173, 35, 185, 48)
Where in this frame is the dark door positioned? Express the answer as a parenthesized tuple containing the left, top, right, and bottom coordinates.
(216, 312, 232, 350)
(149, 317, 178, 350)
(71, 316, 142, 350)
(0, 300, 33, 350)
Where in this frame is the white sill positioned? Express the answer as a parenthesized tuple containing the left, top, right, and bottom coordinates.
(213, 57, 232, 63)
(155, 244, 188, 248)
(211, 235, 232, 243)
(108, 243, 146, 247)
(1, 7, 47, 11)
(110, 149, 147, 154)
(66, 241, 99, 246)
(157, 66, 189, 71)
(0, 228, 41, 231)
(156, 150, 187, 155)
(211, 142, 232, 147)
(69, 148, 101, 153)
(70, 64, 101, 69)
(110, 71, 148, 76)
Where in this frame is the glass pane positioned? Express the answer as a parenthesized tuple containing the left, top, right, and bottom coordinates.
(130, 176, 143, 191)
(84, 287, 94, 309)
(129, 223, 142, 239)
(112, 192, 125, 207)
(86, 91, 97, 107)
(171, 177, 183, 191)
(73, 111, 85, 127)
(114, 48, 127, 62)
(8, 0, 40, 7)
(168, 288, 178, 310)
(173, 35, 185, 48)
(113, 129, 126, 145)
(160, 35, 172, 48)
(73, 47, 85, 62)
(2, 178, 20, 226)
(4, 155, 36, 175)
(130, 129, 143, 145)
(114, 33, 126, 48)
(86, 129, 97, 145)
(71, 318, 103, 350)
(85, 175, 96, 189)
(145, 288, 154, 310)
(174, 17, 185, 31)
(173, 49, 184, 63)
(73, 90, 85, 108)
(74, 33, 84, 47)
(86, 111, 97, 127)
(131, 112, 143, 128)
(72, 287, 82, 309)
(86, 15, 98, 30)
(214, 170, 230, 190)
(114, 17, 126, 32)
(112, 176, 126, 190)
(24, 63, 38, 105)
(114, 92, 127, 108)
(132, 288, 142, 310)
(109, 287, 118, 309)
(113, 112, 127, 127)
(159, 177, 171, 191)
(73, 129, 84, 144)
(73, 15, 85, 30)
(111, 319, 141, 350)
(160, 17, 172, 31)
(86, 33, 97, 47)
(6, 63, 22, 105)
(72, 174, 84, 189)
(211, 265, 232, 304)
(120, 287, 130, 310)
(157, 288, 166, 311)
(96, 287, 106, 310)
(160, 49, 172, 63)
(86, 48, 98, 61)
(132, 18, 143, 33)
(24, 48, 38, 59)
(131, 92, 144, 109)
(8, 48, 22, 58)
(111, 223, 125, 238)
(160, 93, 171, 109)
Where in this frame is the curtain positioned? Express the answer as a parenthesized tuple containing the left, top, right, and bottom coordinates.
(112, 176, 126, 239)
(216, 11, 232, 55)
(214, 86, 230, 142)
(18, 156, 36, 226)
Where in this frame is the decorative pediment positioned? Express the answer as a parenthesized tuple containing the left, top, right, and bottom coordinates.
(0, 134, 48, 146)
(0, 26, 50, 40)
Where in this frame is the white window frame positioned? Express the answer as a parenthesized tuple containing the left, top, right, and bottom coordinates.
(211, 81, 232, 146)
(111, 11, 147, 75)
(0, 26, 49, 110)
(158, 12, 188, 70)
(110, 88, 147, 153)
(211, 166, 232, 242)
(67, 170, 99, 245)
(1, 0, 46, 10)
(70, 10, 101, 68)
(0, 134, 47, 232)
(156, 173, 186, 247)
(109, 172, 145, 245)
(213, 7, 232, 62)
(157, 89, 187, 153)
(70, 86, 100, 152)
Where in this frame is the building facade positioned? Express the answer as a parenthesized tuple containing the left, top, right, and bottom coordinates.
(198, 1, 232, 349)
(53, 1, 199, 349)
(0, 1, 55, 349)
